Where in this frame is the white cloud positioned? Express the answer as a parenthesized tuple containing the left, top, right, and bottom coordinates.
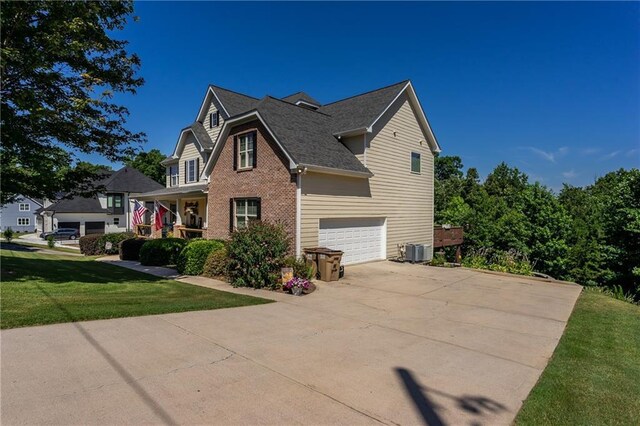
(562, 169, 578, 179)
(626, 148, 639, 158)
(601, 150, 621, 160)
(520, 146, 569, 163)
(582, 148, 600, 155)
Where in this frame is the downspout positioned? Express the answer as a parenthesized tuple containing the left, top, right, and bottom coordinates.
(363, 133, 367, 166)
(295, 172, 302, 257)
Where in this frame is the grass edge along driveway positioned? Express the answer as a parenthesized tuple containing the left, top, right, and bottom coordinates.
(1, 247, 272, 329)
(516, 288, 640, 425)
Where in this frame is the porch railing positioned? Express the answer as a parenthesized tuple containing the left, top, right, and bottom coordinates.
(135, 224, 152, 237)
(176, 226, 206, 240)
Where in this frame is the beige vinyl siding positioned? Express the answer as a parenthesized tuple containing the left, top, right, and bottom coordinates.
(179, 134, 205, 186)
(301, 94, 434, 257)
(203, 101, 224, 142)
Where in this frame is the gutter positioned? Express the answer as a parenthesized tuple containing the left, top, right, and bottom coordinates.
(296, 164, 373, 179)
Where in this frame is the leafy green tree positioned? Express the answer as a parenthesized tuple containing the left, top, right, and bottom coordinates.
(435, 155, 464, 181)
(523, 183, 570, 277)
(434, 155, 465, 224)
(1, 1, 144, 205)
(124, 149, 166, 185)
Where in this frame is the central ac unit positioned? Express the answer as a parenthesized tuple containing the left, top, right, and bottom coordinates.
(405, 243, 433, 263)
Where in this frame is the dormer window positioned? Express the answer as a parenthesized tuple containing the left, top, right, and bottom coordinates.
(185, 159, 199, 183)
(209, 111, 219, 128)
(169, 165, 178, 187)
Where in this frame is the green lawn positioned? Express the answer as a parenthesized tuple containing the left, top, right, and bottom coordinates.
(0, 246, 272, 329)
(516, 289, 640, 425)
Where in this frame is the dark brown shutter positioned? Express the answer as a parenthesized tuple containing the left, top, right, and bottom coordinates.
(256, 198, 261, 220)
(209, 113, 213, 129)
(184, 161, 187, 184)
(229, 198, 235, 232)
(233, 135, 238, 170)
(252, 131, 258, 168)
(196, 158, 200, 180)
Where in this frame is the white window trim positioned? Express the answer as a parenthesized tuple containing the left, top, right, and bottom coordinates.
(238, 133, 255, 170)
(187, 159, 197, 183)
(410, 151, 421, 174)
(234, 199, 258, 229)
(210, 111, 219, 128)
(17, 217, 30, 226)
(19, 203, 30, 211)
(169, 165, 179, 187)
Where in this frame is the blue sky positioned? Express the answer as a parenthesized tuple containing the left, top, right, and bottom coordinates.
(96, 1, 639, 191)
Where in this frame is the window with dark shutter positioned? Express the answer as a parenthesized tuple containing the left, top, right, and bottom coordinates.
(210, 111, 219, 128)
(233, 136, 238, 170)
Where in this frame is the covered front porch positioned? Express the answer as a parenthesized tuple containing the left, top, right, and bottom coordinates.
(135, 184, 209, 239)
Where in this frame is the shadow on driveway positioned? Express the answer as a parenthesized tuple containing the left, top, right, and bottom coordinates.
(35, 283, 177, 425)
(396, 367, 506, 426)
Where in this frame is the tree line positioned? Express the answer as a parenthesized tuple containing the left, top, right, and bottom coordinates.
(435, 156, 640, 301)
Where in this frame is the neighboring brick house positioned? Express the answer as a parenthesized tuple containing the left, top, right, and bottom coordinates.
(139, 81, 441, 264)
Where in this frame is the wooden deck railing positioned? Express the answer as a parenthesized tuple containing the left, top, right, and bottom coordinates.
(135, 224, 152, 237)
(176, 226, 206, 240)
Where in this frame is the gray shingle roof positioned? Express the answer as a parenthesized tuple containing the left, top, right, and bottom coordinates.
(281, 92, 321, 106)
(210, 85, 259, 116)
(42, 196, 106, 214)
(188, 122, 214, 149)
(102, 166, 164, 193)
(137, 183, 208, 199)
(201, 80, 414, 175)
(253, 97, 371, 174)
(317, 80, 409, 133)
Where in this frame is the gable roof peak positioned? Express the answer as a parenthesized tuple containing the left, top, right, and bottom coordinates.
(321, 80, 410, 107)
(281, 91, 321, 107)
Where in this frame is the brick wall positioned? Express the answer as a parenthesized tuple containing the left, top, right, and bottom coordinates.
(206, 120, 297, 251)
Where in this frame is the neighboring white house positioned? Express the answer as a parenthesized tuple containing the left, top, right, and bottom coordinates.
(38, 167, 163, 236)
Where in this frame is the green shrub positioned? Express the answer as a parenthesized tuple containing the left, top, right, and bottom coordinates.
(177, 239, 225, 275)
(3, 228, 14, 243)
(79, 233, 104, 255)
(202, 247, 229, 279)
(227, 221, 290, 289)
(119, 238, 148, 261)
(462, 248, 533, 276)
(97, 232, 135, 255)
(430, 251, 446, 267)
(283, 256, 314, 280)
(47, 235, 55, 249)
(139, 238, 187, 266)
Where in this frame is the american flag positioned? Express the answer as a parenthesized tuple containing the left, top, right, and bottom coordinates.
(131, 200, 147, 229)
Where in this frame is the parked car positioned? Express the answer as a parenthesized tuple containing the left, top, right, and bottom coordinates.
(40, 228, 80, 240)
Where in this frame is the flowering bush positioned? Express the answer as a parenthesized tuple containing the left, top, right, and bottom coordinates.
(284, 277, 310, 292)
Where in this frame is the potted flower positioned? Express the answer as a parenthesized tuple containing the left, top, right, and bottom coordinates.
(284, 277, 310, 296)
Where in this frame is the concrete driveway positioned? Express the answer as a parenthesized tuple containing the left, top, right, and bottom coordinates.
(1, 262, 581, 425)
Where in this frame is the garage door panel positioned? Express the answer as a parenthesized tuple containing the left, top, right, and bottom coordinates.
(85, 221, 105, 235)
(318, 218, 385, 265)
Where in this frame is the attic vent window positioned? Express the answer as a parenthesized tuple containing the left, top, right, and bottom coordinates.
(209, 111, 219, 128)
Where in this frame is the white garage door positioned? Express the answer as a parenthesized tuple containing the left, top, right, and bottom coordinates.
(318, 218, 386, 265)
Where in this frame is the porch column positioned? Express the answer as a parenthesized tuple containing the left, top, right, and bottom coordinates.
(175, 198, 182, 225)
(204, 198, 208, 229)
